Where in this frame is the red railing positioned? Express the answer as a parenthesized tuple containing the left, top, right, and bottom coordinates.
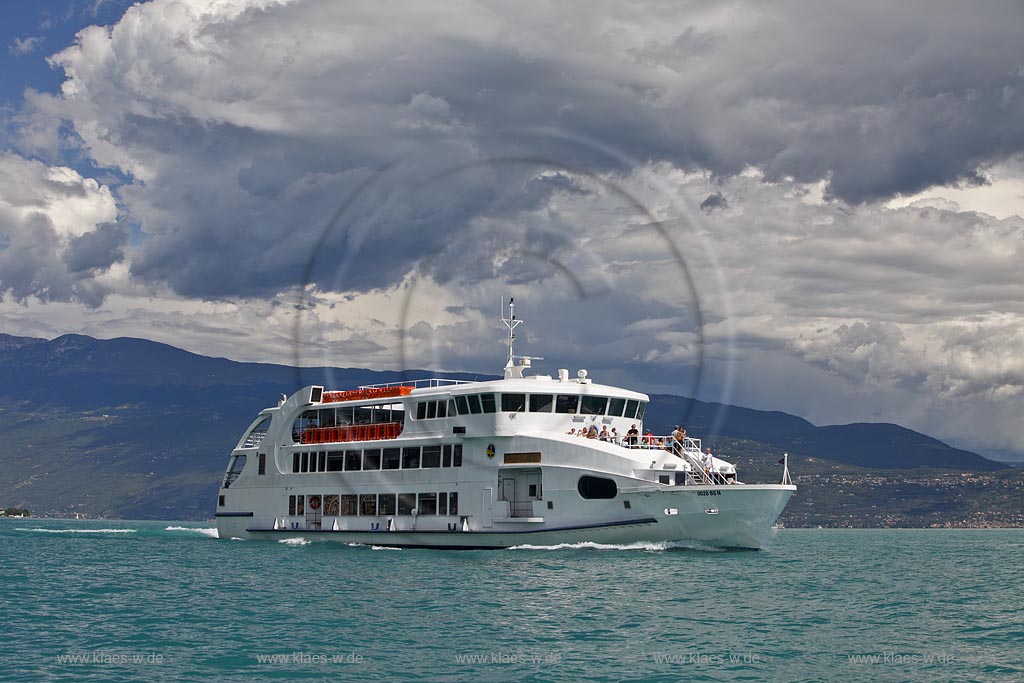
(321, 386, 414, 403)
(299, 422, 403, 444)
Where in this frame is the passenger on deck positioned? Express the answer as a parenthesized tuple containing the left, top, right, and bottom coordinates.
(567, 428, 576, 435)
(599, 426, 610, 441)
(610, 427, 619, 444)
(587, 425, 599, 439)
(626, 424, 639, 445)
(643, 429, 654, 445)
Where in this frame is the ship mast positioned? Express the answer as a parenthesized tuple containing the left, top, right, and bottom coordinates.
(500, 298, 542, 379)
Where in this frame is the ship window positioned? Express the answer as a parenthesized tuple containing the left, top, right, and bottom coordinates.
(258, 453, 266, 475)
(360, 494, 377, 516)
(453, 444, 463, 467)
(529, 394, 553, 412)
(416, 402, 427, 420)
(324, 495, 339, 516)
(363, 449, 381, 470)
(442, 444, 452, 467)
(555, 394, 579, 414)
(218, 495, 225, 507)
(418, 493, 437, 515)
(449, 492, 458, 515)
(296, 495, 305, 515)
(292, 452, 300, 473)
(340, 495, 358, 516)
(382, 448, 400, 469)
(344, 450, 362, 471)
(288, 495, 296, 515)
(300, 452, 309, 473)
(318, 408, 336, 427)
(439, 492, 448, 515)
(625, 400, 640, 420)
(378, 493, 397, 515)
(402, 447, 421, 469)
(318, 451, 327, 472)
(467, 395, 482, 414)
(338, 407, 354, 425)
(398, 493, 416, 515)
(327, 452, 344, 471)
(636, 402, 647, 420)
(608, 398, 626, 417)
(439, 400, 449, 418)
(480, 394, 497, 413)
(422, 445, 441, 468)
(455, 396, 469, 415)
(501, 393, 527, 412)
(427, 401, 438, 419)
(577, 475, 618, 499)
(581, 396, 608, 415)
(448, 399, 457, 416)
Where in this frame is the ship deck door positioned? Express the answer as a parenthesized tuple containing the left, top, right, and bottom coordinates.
(500, 468, 542, 518)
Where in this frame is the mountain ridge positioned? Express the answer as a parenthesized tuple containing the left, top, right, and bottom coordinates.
(0, 332, 1012, 521)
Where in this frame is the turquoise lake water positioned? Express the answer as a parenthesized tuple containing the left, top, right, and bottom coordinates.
(1, 521, 1021, 682)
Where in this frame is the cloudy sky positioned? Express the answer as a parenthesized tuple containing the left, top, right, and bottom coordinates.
(2, 0, 1023, 459)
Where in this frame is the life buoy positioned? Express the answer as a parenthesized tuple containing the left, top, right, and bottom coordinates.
(309, 496, 321, 511)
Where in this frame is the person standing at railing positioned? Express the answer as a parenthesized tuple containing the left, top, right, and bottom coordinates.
(626, 424, 639, 446)
(702, 448, 715, 482)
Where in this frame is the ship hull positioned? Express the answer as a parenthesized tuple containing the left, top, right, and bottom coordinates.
(217, 484, 795, 550)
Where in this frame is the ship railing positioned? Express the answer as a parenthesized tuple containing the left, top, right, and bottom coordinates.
(621, 435, 715, 485)
(298, 421, 404, 444)
(241, 430, 267, 448)
(358, 378, 477, 390)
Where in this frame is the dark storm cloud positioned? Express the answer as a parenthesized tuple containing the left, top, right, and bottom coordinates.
(14, 0, 1024, 303)
(65, 221, 127, 273)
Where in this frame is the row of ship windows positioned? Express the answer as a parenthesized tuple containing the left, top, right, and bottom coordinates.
(291, 444, 464, 473)
(288, 492, 458, 516)
(416, 394, 647, 420)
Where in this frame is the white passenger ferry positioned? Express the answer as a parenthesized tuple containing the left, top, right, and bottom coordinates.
(216, 301, 796, 549)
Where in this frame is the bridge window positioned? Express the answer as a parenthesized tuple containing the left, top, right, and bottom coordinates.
(427, 401, 437, 419)
(555, 394, 579, 414)
(382, 448, 400, 469)
(416, 402, 427, 420)
(502, 393, 527, 412)
(455, 396, 469, 415)
(636, 402, 647, 419)
(480, 393, 497, 413)
(624, 399, 639, 419)
(577, 475, 618, 499)
(581, 396, 608, 415)
(467, 395, 482, 414)
(529, 394, 553, 412)
(608, 398, 626, 417)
